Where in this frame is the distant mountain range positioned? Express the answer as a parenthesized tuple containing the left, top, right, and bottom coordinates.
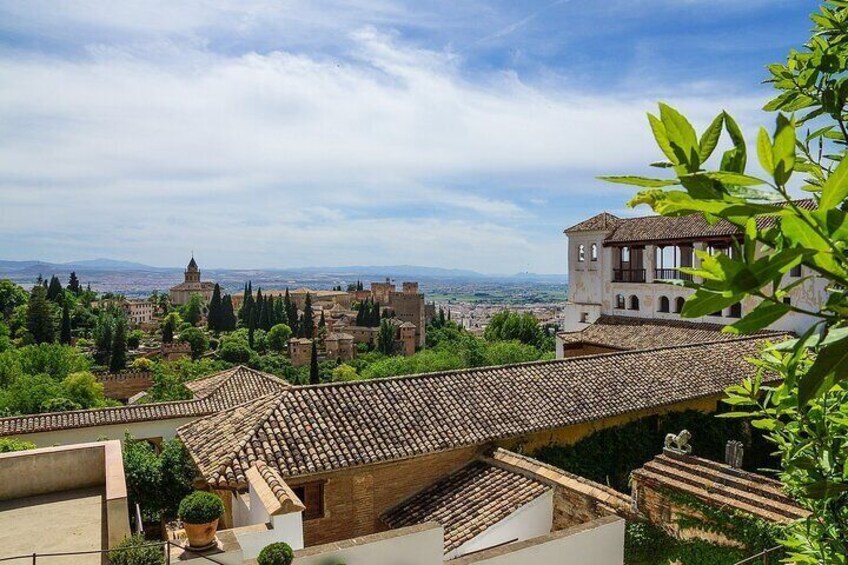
(0, 259, 564, 282)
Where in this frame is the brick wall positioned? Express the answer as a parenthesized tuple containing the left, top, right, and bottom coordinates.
(98, 370, 153, 401)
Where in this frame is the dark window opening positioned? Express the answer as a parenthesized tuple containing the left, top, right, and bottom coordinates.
(615, 295, 625, 309)
(629, 295, 640, 311)
(790, 265, 802, 277)
(658, 296, 670, 313)
(783, 297, 791, 305)
(292, 481, 325, 520)
(728, 303, 742, 319)
(674, 297, 685, 314)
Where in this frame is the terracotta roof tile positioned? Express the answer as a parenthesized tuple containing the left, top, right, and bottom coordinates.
(558, 315, 788, 350)
(632, 450, 809, 523)
(382, 460, 549, 554)
(564, 213, 620, 233)
(178, 337, 781, 488)
(0, 366, 289, 437)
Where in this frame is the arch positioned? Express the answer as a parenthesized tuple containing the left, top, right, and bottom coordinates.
(590, 243, 598, 261)
(578, 244, 585, 262)
(674, 297, 685, 314)
(728, 302, 742, 319)
(658, 296, 670, 313)
(615, 294, 625, 310)
(629, 295, 640, 311)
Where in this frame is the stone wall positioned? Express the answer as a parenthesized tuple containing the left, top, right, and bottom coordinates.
(98, 370, 153, 401)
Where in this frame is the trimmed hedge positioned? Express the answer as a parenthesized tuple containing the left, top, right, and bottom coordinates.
(178, 491, 224, 524)
(109, 534, 165, 565)
(257, 542, 294, 565)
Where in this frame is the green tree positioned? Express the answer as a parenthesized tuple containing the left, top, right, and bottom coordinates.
(179, 327, 209, 360)
(0, 279, 28, 323)
(46, 275, 63, 302)
(604, 4, 848, 560)
(161, 311, 182, 344)
(309, 340, 319, 384)
(60, 301, 72, 344)
(218, 335, 253, 364)
(109, 318, 127, 372)
(484, 310, 545, 348)
(181, 293, 204, 326)
(331, 364, 359, 382)
(221, 295, 237, 332)
(266, 323, 293, 353)
(207, 284, 222, 331)
(376, 319, 396, 355)
(26, 284, 55, 344)
(302, 293, 314, 338)
(0, 438, 36, 453)
(60, 371, 105, 408)
(67, 271, 81, 294)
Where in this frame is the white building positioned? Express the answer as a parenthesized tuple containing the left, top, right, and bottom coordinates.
(558, 205, 827, 356)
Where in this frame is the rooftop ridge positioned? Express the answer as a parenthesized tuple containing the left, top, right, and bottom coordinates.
(289, 333, 786, 392)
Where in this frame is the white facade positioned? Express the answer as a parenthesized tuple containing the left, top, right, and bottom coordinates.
(561, 220, 828, 338)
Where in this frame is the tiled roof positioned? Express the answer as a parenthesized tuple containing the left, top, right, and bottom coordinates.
(178, 337, 779, 487)
(382, 460, 549, 554)
(564, 213, 620, 233)
(558, 316, 788, 351)
(598, 199, 816, 245)
(632, 450, 809, 524)
(0, 366, 289, 437)
(246, 461, 306, 516)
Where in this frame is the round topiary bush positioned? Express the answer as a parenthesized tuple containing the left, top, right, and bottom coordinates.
(177, 491, 224, 524)
(109, 534, 164, 565)
(257, 542, 294, 565)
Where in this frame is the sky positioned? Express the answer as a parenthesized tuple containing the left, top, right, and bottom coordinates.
(0, 0, 821, 274)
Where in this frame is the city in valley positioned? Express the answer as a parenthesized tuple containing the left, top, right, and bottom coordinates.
(0, 3, 845, 565)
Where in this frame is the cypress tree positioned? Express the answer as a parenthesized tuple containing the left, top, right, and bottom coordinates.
(274, 297, 286, 327)
(222, 295, 236, 332)
(60, 301, 72, 344)
(284, 289, 297, 333)
(26, 285, 55, 344)
(208, 284, 223, 331)
(110, 319, 127, 372)
(162, 318, 174, 343)
(319, 311, 326, 329)
(370, 301, 381, 327)
(309, 341, 319, 385)
(248, 307, 257, 349)
(302, 293, 314, 338)
(356, 299, 367, 326)
(67, 271, 81, 294)
(254, 288, 264, 330)
(47, 275, 63, 302)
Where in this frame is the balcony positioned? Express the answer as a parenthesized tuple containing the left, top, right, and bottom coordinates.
(613, 269, 646, 283)
(654, 268, 693, 282)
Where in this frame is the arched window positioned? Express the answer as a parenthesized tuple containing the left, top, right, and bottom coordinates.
(674, 297, 685, 314)
(590, 243, 598, 262)
(658, 296, 670, 313)
(578, 244, 585, 262)
(629, 295, 640, 311)
(615, 294, 625, 309)
(728, 302, 742, 319)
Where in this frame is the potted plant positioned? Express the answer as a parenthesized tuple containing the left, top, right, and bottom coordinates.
(257, 543, 294, 565)
(178, 491, 225, 549)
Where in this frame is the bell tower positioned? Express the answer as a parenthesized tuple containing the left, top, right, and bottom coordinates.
(185, 255, 200, 284)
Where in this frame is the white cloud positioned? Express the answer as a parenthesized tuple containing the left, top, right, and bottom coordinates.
(0, 6, 770, 273)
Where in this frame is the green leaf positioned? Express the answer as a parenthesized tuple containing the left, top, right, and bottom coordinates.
(722, 112, 747, 173)
(820, 152, 848, 210)
(798, 335, 848, 405)
(802, 480, 848, 499)
(598, 176, 679, 188)
(698, 113, 724, 163)
(772, 115, 796, 185)
(757, 127, 775, 176)
(659, 103, 699, 170)
(647, 113, 679, 165)
(703, 172, 768, 186)
(723, 301, 790, 335)
(680, 289, 742, 319)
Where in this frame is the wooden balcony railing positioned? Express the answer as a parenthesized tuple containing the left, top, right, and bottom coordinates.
(613, 269, 646, 283)
(654, 268, 694, 282)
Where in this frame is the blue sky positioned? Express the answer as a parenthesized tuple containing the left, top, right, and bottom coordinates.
(0, 0, 819, 273)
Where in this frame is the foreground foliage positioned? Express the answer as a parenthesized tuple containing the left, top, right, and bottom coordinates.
(604, 3, 848, 561)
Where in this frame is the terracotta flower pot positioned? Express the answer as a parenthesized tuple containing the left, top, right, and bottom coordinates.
(183, 518, 219, 549)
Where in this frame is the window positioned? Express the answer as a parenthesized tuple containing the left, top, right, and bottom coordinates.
(590, 243, 598, 262)
(621, 246, 631, 263)
(629, 295, 640, 311)
(578, 244, 585, 262)
(291, 481, 325, 520)
(674, 297, 685, 314)
(783, 297, 791, 305)
(580, 312, 589, 323)
(790, 264, 802, 277)
(615, 294, 625, 310)
(728, 302, 742, 319)
(658, 296, 670, 313)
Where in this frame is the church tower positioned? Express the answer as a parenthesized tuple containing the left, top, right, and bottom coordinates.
(185, 256, 200, 283)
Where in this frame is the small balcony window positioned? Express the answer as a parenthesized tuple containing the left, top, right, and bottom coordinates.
(578, 244, 585, 262)
(590, 243, 598, 262)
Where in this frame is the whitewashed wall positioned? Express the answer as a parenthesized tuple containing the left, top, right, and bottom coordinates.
(10, 417, 197, 447)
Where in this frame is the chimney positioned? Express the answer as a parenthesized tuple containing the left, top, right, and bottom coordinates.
(725, 440, 744, 469)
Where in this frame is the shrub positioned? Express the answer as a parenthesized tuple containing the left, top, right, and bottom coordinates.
(0, 437, 36, 453)
(257, 542, 294, 565)
(178, 491, 224, 524)
(109, 534, 164, 565)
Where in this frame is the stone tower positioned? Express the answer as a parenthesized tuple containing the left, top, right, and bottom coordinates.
(185, 256, 200, 283)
